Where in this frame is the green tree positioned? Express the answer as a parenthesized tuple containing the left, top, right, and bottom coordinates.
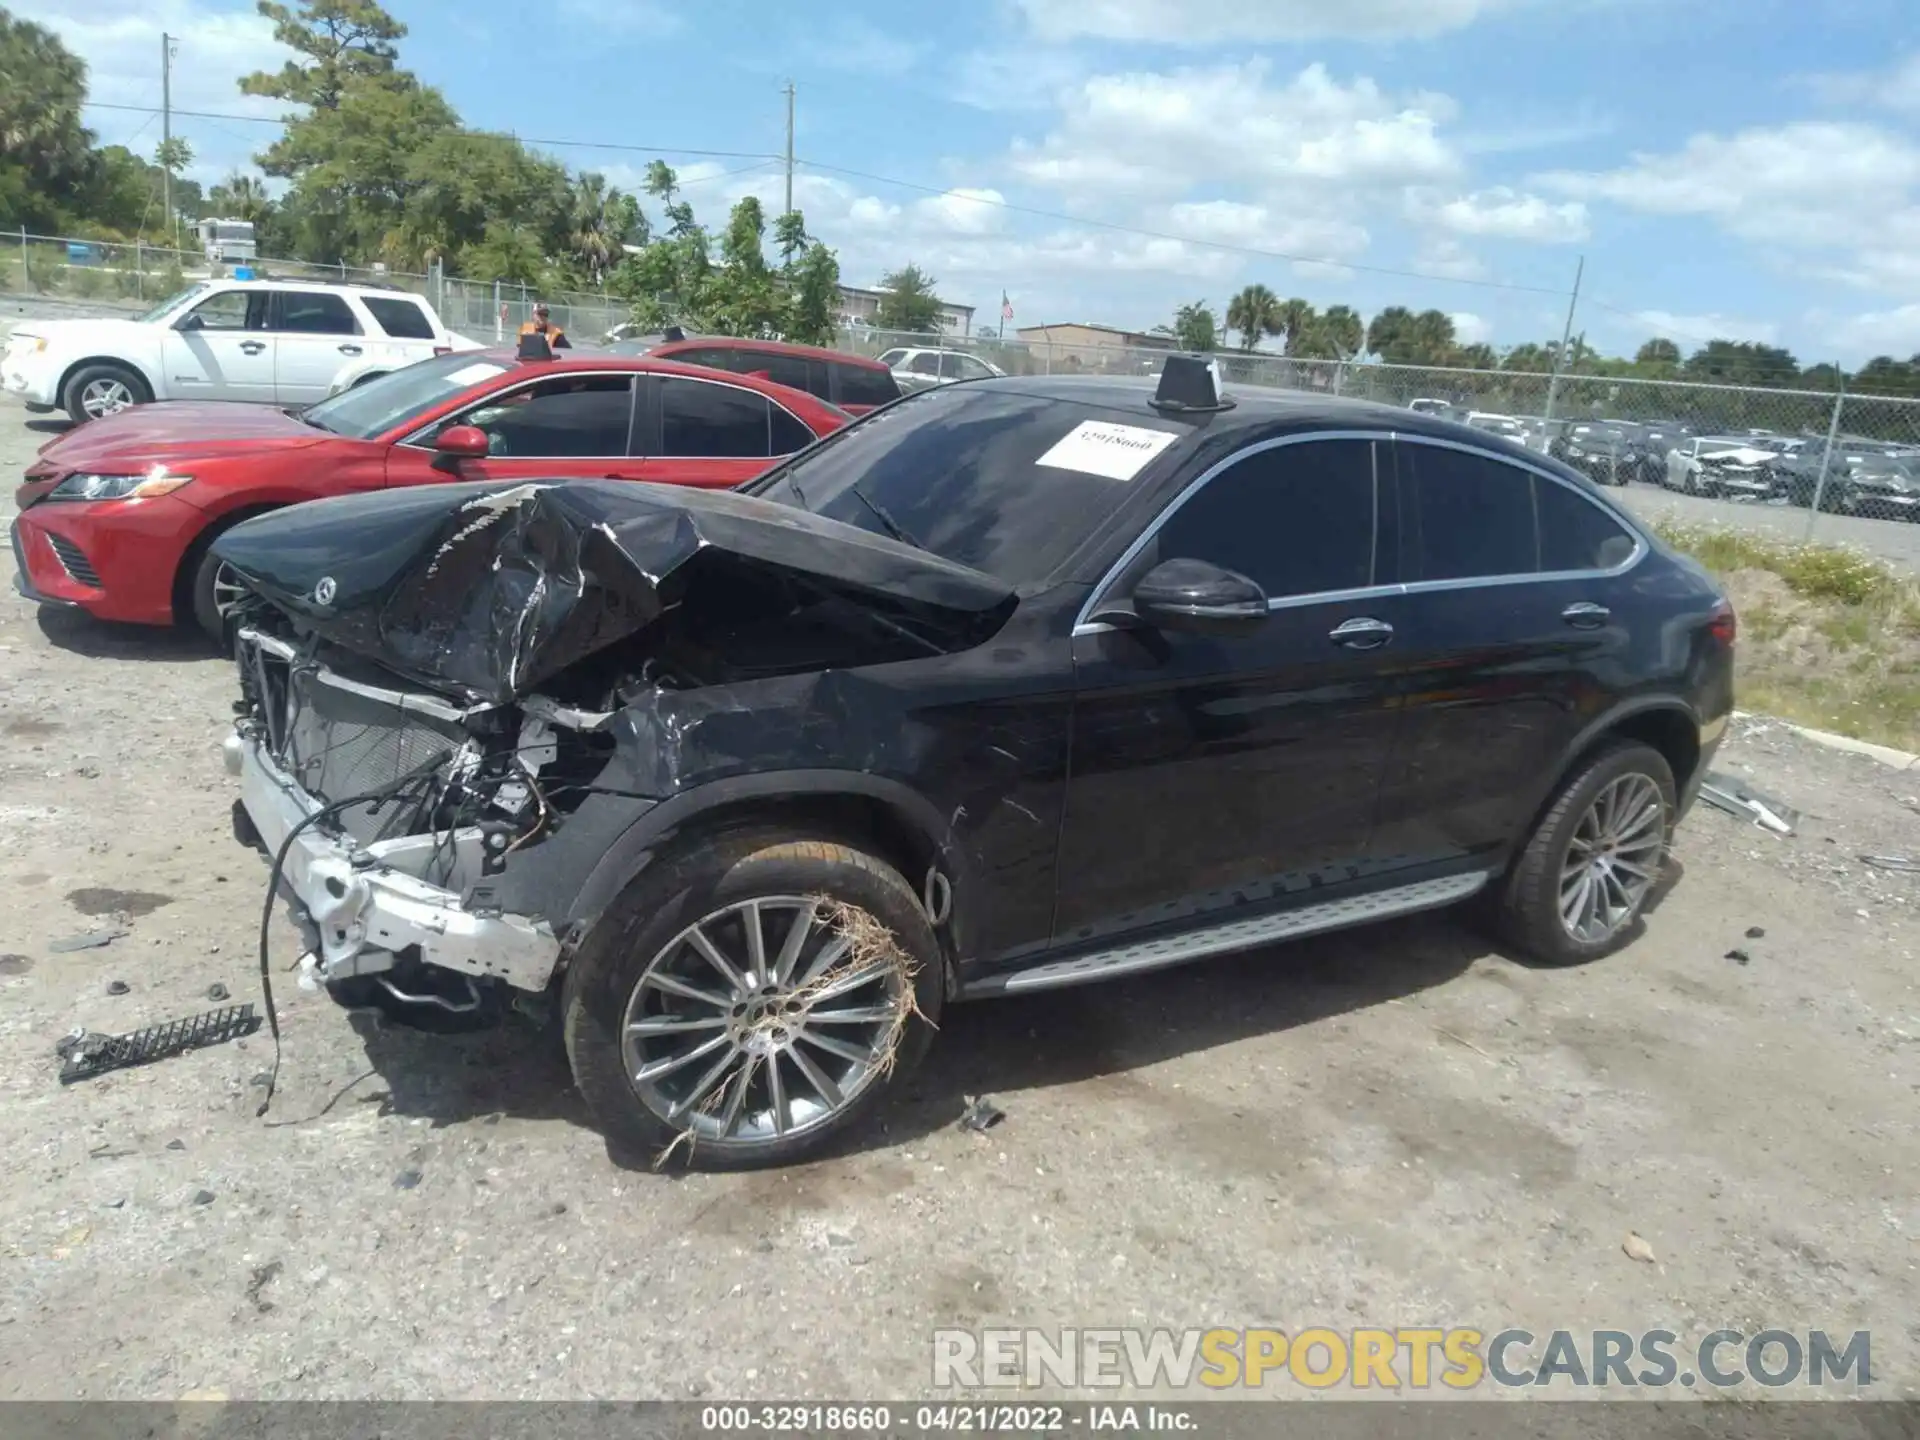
(566, 171, 634, 284)
(784, 239, 841, 345)
(773, 210, 809, 267)
(0, 9, 95, 230)
(1155, 300, 1217, 352)
(1366, 307, 1459, 365)
(1635, 337, 1682, 370)
(1293, 304, 1362, 361)
(1275, 296, 1317, 355)
(240, 0, 405, 112)
(1682, 339, 1801, 387)
(875, 263, 944, 332)
(463, 220, 545, 287)
(1225, 283, 1281, 351)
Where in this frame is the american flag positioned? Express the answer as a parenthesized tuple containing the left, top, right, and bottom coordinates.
(1001, 292, 1014, 322)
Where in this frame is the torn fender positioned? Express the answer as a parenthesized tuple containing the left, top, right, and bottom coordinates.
(212, 478, 1017, 704)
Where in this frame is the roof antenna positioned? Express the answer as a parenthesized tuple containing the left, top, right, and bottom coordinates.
(1151, 353, 1235, 414)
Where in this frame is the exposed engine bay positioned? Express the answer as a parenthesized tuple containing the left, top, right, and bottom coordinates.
(217, 479, 1015, 1001)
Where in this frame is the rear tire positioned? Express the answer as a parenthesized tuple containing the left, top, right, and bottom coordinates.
(60, 362, 151, 423)
(1492, 741, 1676, 967)
(562, 827, 942, 1170)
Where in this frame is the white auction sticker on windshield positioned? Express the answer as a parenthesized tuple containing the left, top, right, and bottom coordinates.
(447, 362, 508, 387)
(1035, 421, 1179, 481)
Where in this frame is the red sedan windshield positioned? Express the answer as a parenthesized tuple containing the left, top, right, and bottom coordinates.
(301, 353, 515, 440)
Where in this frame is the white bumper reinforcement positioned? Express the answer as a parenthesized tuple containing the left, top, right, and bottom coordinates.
(237, 731, 563, 992)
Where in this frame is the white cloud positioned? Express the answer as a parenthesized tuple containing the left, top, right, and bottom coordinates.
(1801, 52, 1920, 115)
(913, 188, 1009, 236)
(1010, 61, 1461, 207)
(794, 18, 927, 76)
(1632, 310, 1780, 346)
(1421, 186, 1589, 243)
(1542, 121, 1920, 299)
(1450, 312, 1492, 345)
(1415, 238, 1489, 281)
(1814, 304, 1920, 363)
(1013, 0, 1528, 43)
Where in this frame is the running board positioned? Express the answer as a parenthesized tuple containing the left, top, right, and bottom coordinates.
(961, 871, 1488, 998)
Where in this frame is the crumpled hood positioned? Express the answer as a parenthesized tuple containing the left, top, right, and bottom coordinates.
(1698, 446, 1777, 467)
(212, 478, 1018, 703)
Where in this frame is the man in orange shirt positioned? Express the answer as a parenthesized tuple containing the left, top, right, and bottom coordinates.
(516, 303, 571, 349)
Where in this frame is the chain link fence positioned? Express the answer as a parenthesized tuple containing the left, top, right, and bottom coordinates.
(10, 230, 1920, 538)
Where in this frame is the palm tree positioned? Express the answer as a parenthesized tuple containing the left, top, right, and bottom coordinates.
(1315, 305, 1363, 361)
(1275, 296, 1317, 356)
(1225, 283, 1281, 352)
(568, 172, 628, 284)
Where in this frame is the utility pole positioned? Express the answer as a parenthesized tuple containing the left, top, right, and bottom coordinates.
(1542, 253, 1585, 425)
(161, 32, 174, 250)
(783, 81, 796, 216)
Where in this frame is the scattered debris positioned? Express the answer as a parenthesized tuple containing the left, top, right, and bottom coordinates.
(1436, 1028, 1496, 1060)
(165, 1139, 185, 1152)
(245, 1260, 283, 1313)
(105, 980, 129, 996)
(206, 983, 230, 1002)
(1725, 949, 1751, 965)
(1623, 1232, 1657, 1264)
(548, 1202, 568, 1217)
(58, 1004, 263, 1085)
(392, 1169, 423, 1191)
(49, 929, 128, 953)
(826, 1231, 855, 1247)
(56, 1029, 87, 1060)
(0, 953, 32, 976)
(191, 1189, 216, 1206)
(1745, 926, 1766, 939)
(1860, 854, 1920, 874)
(1699, 772, 1799, 836)
(959, 1095, 1007, 1133)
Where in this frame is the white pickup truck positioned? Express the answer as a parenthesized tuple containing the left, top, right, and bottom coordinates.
(3, 278, 478, 422)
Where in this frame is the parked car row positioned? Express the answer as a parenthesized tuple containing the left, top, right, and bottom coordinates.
(13, 350, 1736, 1170)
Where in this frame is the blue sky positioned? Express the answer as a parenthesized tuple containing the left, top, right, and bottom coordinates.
(42, 0, 1920, 364)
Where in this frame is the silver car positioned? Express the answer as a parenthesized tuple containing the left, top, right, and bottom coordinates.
(877, 346, 1005, 393)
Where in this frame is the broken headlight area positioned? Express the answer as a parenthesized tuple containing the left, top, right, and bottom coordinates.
(217, 479, 1016, 999)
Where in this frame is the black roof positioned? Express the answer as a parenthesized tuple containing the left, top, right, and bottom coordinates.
(968, 373, 1556, 465)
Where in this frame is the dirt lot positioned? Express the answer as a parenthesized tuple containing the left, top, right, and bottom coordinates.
(2, 396, 1919, 1404)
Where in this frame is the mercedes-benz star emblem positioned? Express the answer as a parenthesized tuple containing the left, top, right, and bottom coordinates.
(314, 577, 337, 606)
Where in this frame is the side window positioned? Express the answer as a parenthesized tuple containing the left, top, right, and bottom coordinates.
(875, 349, 906, 367)
(275, 291, 361, 335)
(659, 378, 771, 458)
(955, 356, 994, 380)
(667, 347, 730, 371)
(362, 296, 437, 340)
(907, 353, 942, 376)
(1402, 442, 1537, 580)
(738, 351, 814, 393)
(1537, 481, 1638, 572)
(455, 376, 635, 457)
(769, 404, 814, 456)
(180, 290, 255, 331)
(834, 363, 900, 408)
(1151, 439, 1378, 599)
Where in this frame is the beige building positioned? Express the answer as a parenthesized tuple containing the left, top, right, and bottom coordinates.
(837, 284, 975, 337)
(1014, 322, 1175, 372)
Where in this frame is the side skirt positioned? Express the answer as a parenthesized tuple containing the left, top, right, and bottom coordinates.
(958, 871, 1489, 999)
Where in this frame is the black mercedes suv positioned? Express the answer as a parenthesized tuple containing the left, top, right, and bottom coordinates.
(214, 365, 1735, 1168)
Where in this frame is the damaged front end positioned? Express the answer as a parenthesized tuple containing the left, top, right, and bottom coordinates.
(215, 479, 1014, 1001)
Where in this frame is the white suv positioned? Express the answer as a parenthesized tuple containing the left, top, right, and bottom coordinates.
(2, 279, 478, 422)
(876, 346, 1005, 394)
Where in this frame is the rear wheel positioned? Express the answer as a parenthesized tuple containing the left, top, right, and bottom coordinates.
(60, 362, 151, 423)
(1492, 741, 1675, 966)
(563, 827, 942, 1169)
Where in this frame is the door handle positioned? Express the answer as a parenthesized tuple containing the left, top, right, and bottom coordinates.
(1329, 616, 1394, 650)
(239, 341, 265, 355)
(338, 344, 362, 355)
(1562, 602, 1611, 628)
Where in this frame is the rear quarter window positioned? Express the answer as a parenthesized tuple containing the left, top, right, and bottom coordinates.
(833, 363, 901, 408)
(362, 296, 439, 340)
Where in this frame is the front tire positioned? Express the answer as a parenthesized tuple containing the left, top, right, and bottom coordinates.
(563, 828, 942, 1169)
(1492, 741, 1675, 966)
(60, 362, 151, 423)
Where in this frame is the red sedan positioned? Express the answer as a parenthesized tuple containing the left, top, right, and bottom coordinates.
(11, 349, 850, 637)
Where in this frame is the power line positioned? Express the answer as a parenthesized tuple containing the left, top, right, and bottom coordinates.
(81, 101, 784, 162)
(794, 157, 1577, 298)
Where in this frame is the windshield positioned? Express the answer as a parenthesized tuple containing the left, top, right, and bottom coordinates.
(301, 352, 512, 439)
(1853, 455, 1914, 477)
(137, 283, 208, 325)
(743, 385, 1193, 587)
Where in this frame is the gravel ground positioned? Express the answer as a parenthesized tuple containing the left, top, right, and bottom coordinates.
(2, 395, 1919, 1405)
